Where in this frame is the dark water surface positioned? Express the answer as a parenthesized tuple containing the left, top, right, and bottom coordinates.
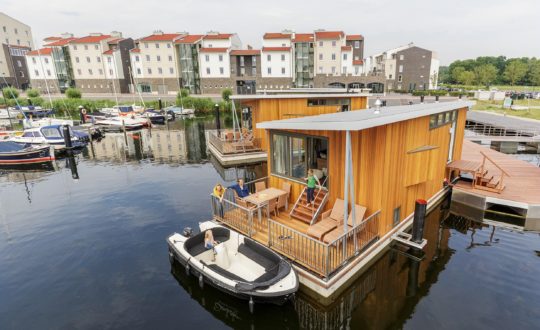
(1, 119, 539, 329)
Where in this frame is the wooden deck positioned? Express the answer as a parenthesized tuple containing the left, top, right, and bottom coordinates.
(453, 140, 540, 205)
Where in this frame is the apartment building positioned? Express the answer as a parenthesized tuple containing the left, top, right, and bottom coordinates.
(26, 48, 60, 92)
(199, 32, 241, 94)
(67, 32, 135, 94)
(230, 48, 260, 94)
(368, 43, 439, 91)
(292, 33, 314, 88)
(43, 34, 78, 92)
(0, 12, 34, 89)
(260, 33, 293, 89)
(175, 34, 204, 94)
(131, 31, 182, 94)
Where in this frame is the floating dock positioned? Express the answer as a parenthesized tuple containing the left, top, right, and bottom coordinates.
(450, 140, 540, 230)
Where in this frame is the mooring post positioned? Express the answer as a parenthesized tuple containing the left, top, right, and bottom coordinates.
(62, 125, 72, 154)
(412, 199, 427, 244)
(435, 95, 440, 103)
(420, 95, 424, 104)
(158, 98, 162, 110)
(214, 104, 221, 136)
(122, 120, 128, 145)
(406, 254, 421, 297)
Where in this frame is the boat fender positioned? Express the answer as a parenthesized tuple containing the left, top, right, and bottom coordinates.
(185, 256, 192, 276)
(199, 274, 204, 289)
(168, 250, 175, 264)
(249, 296, 254, 314)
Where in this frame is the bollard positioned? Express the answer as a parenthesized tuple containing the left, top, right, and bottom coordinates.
(67, 154, 79, 180)
(458, 94, 463, 100)
(420, 95, 424, 103)
(411, 199, 427, 243)
(382, 100, 387, 107)
(62, 125, 72, 153)
(435, 95, 439, 103)
(214, 104, 221, 135)
(406, 256, 420, 297)
(158, 98, 162, 110)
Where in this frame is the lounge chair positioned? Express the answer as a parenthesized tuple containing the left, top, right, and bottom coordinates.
(322, 204, 367, 244)
(306, 198, 345, 240)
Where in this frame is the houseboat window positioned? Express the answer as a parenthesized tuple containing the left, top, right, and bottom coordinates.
(271, 132, 328, 184)
(41, 128, 62, 138)
(429, 110, 457, 129)
(307, 98, 350, 107)
(393, 206, 401, 227)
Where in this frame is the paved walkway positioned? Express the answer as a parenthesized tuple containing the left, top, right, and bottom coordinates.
(467, 111, 540, 133)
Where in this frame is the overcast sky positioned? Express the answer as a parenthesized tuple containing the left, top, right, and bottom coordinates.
(3, 0, 539, 65)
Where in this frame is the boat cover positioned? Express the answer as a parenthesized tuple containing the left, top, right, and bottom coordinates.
(0, 141, 28, 152)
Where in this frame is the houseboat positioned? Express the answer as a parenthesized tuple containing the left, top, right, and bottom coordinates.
(210, 100, 474, 301)
(208, 89, 370, 166)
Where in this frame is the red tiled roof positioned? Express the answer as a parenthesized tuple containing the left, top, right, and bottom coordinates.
(27, 48, 53, 56)
(103, 49, 114, 55)
(262, 47, 291, 52)
(346, 35, 364, 41)
(204, 34, 233, 40)
(353, 60, 364, 65)
(71, 34, 112, 44)
(230, 49, 260, 56)
(107, 38, 123, 44)
(341, 46, 352, 51)
(130, 48, 141, 53)
(174, 34, 204, 44)
(263, 33, 292, 39)
(315, 31, 345, 39)
(8, 44, 30, 49)
(199, 47, 228, 53)
(43, 36, 62, 42)
(140, 33, 181, 42)
(44, 38, 77, 46)
(292, 33, 314, 43)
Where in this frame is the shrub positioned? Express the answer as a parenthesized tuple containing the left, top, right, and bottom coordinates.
(429, 90, 448, 96)
(449, 91, 467, 97)
(65, 88, 82, 99)
(26, 88, 40, 98)
(2, 87, 19, 99)
(221, 88, 232, 102)
(412, 90, 429, 96)
(178, 88, 190, 98)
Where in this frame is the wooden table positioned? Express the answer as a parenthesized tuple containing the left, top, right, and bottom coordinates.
(244, 187, 288, 222)
(446, 159, 482, 187)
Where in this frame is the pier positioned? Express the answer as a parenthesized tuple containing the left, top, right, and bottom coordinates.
(448, 140, 540, 230)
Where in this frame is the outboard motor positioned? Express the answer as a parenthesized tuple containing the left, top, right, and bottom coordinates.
(182, 227, 193, 238)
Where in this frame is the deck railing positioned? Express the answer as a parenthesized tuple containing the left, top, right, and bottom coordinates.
(268, 210, 381, 277)
(208, 130, 262, 154)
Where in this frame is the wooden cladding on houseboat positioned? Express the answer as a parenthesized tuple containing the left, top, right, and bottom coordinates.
(267, 107, 468, 237)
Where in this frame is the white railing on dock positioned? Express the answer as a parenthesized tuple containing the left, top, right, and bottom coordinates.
(208, 130, 262, 155)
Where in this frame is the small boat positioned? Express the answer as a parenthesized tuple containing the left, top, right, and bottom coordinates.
(165, 106, 195, 116)
(142, 109, 166, 124)
(167, 221, 298, 306)
(14, 106, 54, 118)
(23, 117, 76, 129)
(8, 125, 87, 150)
(90, 115, 145, 131)
(0, 108, 23, 119)
(0, 141, 55, 165)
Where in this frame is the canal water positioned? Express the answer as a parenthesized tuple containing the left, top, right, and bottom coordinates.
(0, 119, 539, 329)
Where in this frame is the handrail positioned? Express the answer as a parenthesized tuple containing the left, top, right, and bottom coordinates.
(327, 210, 381, 246)
(290, 186, 307, 217)
(479, 151, 511, 176)
(310, 192, 329, 225)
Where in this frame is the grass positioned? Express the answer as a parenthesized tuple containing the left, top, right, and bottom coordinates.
(441, 84, 540, 92)
(472, 99, 540, 120)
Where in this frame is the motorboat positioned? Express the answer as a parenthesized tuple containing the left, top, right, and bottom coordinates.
(0, 141, 55, 165)
(0, 107, 23, 119)
(14, 106, 54, 118)
(165, 106, 195, 116)
(89, 114, 145, 131)
(23, 117, 76, 129)
(167, 221, 298, 306)
(142, 109, 166, 124)
(8, 125, 88, 150)
(100, 105, 136, 116)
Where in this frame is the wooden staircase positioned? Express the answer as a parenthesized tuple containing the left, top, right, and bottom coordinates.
(473, 151, 509, 193)
(290, 188, 328, 224)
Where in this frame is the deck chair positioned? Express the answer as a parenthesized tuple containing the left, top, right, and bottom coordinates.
(264, 198, 277, 217)
(225, 132, 234, 141)
(306, 198, 345, 240)
(281, 182, 291, 198)
(255, 181, 266, 192)
(322, 204, 367, 244)
(275, 193, 287, 215)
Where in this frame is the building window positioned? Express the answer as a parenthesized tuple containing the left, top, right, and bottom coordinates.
(389, 74, 393, 79)
(253, 56, 257, 65)
(319, 66, 323, 73)
(205, 55, 210, 62)
(281, 67, 285, 74)
(155, 43, 160, 49)
(219, 67, 224, 75)
(355, 67, 359, 74)
(107, 57, 112, 63)
(16, 60, 22, 67)
(252, 67, 256, 76)
(158, 67, 163, 74)
(167, 43, 171, 48)
(146, 55, 150, 61)
(2, 26, 5, 32)
(342, 67, 347, 74)
(157, 55, 161, 61)
(75, 57, 80, 63)
(109, 69, 113, 75)
(95, 45, 99, 50)
(430, 110, 457, 129)
(169, 67, 174, 74)
(399, 54, 404, 60)
(148, 68, 152, 74)
(136, 68, 141, 74)
(86, 56, 91, 63)
(343, 53, 347, 60)
(267, 54, 271, 61)
(135, 56, 139, 62)
(97, 56, 101, 63)
(206, 67, 210, 74)
(73, 45, 77, 50)
(281, 54, 285, 61)
(218, 54, 223, 62)
(332, 41, 336, 46)
(14, 28, 18, 34)
(331, 53, 336, 60)
(32, 58, 36, 64)
(77, 69, 82, 75)
(84, 45, 88, 50)
(398, 75, 402, 82)
(331, 66, 336, 74)
(319, 53, 323, 60)
(267, 67, 271, 75)
(16, 39, 20, 45)
(393, 207, 401, 227)
(168, 55, 173, 61)
(354, 41, 360, 48)
(88, 69, 93, 75)
(144, 43, 148, 48)
(319, 41, 323, 47)
(34, 70, 39, 76)
(98, 69, 103, 75)
(398, 65, 403, 73)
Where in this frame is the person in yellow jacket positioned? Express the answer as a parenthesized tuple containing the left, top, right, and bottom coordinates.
(213, 184, 225, 218)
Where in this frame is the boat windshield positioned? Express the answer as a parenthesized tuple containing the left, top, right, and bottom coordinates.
(116, 106, 133, 113)
(41, 127, 62, 138)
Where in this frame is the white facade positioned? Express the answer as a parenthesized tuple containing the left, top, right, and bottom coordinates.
(69, 36, 113, 80)
(341, 48, 353, 75)
(26, 51, 57, 80)
(314, 33, 345, 75)
(199, 50, 230, 78)
(261, 50, 292, 78)
(0, 12, 34, 81)
(103, 51, 125, 79)
(130, 50, 144, 78)
(429, 55, 440, 89)
(136, 37, 180, 79)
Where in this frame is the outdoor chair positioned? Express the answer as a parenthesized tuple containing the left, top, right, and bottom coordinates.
(322, 204, 367, 244)
(275, 194, 287, 215)
(255, 181, 266, 192)
(307, 198, 345, 240)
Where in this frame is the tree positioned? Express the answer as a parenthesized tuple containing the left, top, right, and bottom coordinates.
(221, 88, 232, 102)
(438, 66, 450, 84)
(474, 64, 498, 87)
(458, 70, 475, 85)
(26, 88, 40, 98)
(528, 60, 540, 86)
(2, 87, 19, 99)
(503, 60, 528, 85)
(65, 87, 82, 99)
(451, 66, 465, 84)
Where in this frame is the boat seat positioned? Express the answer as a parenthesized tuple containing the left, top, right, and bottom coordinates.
(205, 263, 246, 282)
(237, 239, 280, 270)
(184, 227, 231, 257)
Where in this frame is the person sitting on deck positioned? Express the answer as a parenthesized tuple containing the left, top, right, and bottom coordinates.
(213, 183, 225, 218)
(304, 169, 321, 207)
(228, 179, 250, 198)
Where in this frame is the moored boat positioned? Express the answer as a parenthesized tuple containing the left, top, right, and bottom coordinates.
(8, 125, 87, 150)
(0, 141, 55, 165)
(167, 221, 298, 306)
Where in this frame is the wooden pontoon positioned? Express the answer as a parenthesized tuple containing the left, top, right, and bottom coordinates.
(211, 100, 474, 298)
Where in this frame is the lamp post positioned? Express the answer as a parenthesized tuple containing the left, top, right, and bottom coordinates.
(373, 98, 382, 114)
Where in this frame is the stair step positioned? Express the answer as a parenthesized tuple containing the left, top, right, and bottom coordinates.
(293, 206, 316, 217)
(480, 175, 494, 183)
(291, 212, 311, 223)
(486, 176, 500, 188)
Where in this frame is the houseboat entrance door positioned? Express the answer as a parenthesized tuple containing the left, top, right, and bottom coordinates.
(448, 120, 457, 162)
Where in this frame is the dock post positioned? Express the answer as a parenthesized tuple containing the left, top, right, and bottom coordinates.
(411, 199, 427, 244)
(122, 120, 128, 145)
(158, 98, 162, 110)
(87, 127, 95, 158)
(62, 125, 72, 154)
(435, 95, 440, 103)
(406, 253, 421, 297)
(420, 95, 424, 104)
(215, 104, 221, 136)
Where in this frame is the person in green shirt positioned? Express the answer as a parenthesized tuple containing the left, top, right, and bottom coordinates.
(305, 169, 321, 206)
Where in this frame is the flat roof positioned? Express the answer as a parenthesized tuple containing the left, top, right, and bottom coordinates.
(257, 101, 475, 131)
(231, 92, 370, 100)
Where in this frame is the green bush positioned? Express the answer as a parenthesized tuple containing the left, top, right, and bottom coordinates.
(26, 88, 40, 98)
(412, 90, 429, 96)
(178, 88, 190, 98)
(221, 88, 232, 102)
(2, 87, 19, 99)
(429, 90, 448, 96)
(65, 88, 82, 99)
(449, 91, 467, 97)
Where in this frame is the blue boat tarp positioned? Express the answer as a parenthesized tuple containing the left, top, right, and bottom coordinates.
(0, 141, 28, 152)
